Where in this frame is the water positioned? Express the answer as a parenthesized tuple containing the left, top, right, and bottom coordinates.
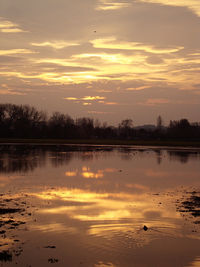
(0, 145, 200, 267)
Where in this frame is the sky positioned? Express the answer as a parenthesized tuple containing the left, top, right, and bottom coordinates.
(0, 0, 200, 125)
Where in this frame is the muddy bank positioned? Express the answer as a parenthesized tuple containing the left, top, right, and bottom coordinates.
(0, 194, 31, 263)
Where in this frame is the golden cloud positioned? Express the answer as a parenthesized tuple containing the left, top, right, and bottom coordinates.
(82, 96, 106, 100)
(126, 85, 151, 91)
(31, 41, 79, 49)
(91, 37, 183, 54)
(64, 97, 78, 100)
(0, 19, 18, 28)
(138, 0, 200, 17)
(0, 49, 36, 56)
(27, 51, 168, 85)
(1, 28, 25, 33)
(64, 96, 106, 102)
(0, 18, 26, 33)
(0, 36, 199, 90)
(97, 0, 200, 19)
(96, 0, 130, 10)
(73, 52, 135, 64)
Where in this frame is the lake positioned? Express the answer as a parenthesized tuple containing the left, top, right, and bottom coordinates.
(0, 144, 200, 267)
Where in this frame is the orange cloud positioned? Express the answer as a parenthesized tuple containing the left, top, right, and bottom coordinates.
(104, 102, 118, 105)
(64, 97, 78, 100)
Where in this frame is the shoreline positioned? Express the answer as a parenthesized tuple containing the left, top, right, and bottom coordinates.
(0, 138, 200, 148)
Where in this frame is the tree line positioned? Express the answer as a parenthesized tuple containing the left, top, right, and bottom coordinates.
(0, 103, 200, 140)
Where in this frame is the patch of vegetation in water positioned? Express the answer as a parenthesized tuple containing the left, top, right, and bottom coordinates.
(177, 192, 200, 224)
(0, 250, 12, 262)
(0, 208, 23, 215)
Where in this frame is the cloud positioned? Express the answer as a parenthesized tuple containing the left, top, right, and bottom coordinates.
(31, 41, 79, 49)
(64, 97, 78, 100)
(0, 18, 18, 29)
(1, 28, 25, 33)
(91, 37, 183, 54)
(73, 52, 135, 64)
(64, 96, 106, 104)
(96, 0, 131, 10)
(0, 0, 200, 124)
(137, 0, 200, 16)
(64, 95, 119, 107)
(126, 86, 151, 91)
(0, 49, 36, 56)
(82, 96, 105, 100)
(30, 62, 97, 73)
(0, 17, 26, 33)
(103, 102, 118, 105)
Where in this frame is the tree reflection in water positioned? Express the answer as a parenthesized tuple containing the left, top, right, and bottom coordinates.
(0, 145, 200, 174)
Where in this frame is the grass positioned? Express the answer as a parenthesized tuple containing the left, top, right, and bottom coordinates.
(0, 138, 200, 147)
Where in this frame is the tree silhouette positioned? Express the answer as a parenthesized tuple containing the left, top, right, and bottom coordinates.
(0, 103, 199, 141)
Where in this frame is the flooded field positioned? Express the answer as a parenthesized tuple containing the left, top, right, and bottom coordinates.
(0, 144, 200, 267)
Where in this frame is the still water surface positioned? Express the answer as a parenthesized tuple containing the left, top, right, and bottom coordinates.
(0, 145, 200, 267)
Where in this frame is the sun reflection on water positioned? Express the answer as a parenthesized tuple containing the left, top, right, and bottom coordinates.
(65, 166, 117, 179)
(30, 186, 183, 239)
(188, 257, 200, 267)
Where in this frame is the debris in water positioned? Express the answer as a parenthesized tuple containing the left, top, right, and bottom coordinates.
(143, 225, 148, 231)
(44, 245, 56, 249)
(48, 258, 59, 263)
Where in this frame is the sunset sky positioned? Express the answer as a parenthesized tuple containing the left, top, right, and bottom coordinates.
(0, 0, 200, 125)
